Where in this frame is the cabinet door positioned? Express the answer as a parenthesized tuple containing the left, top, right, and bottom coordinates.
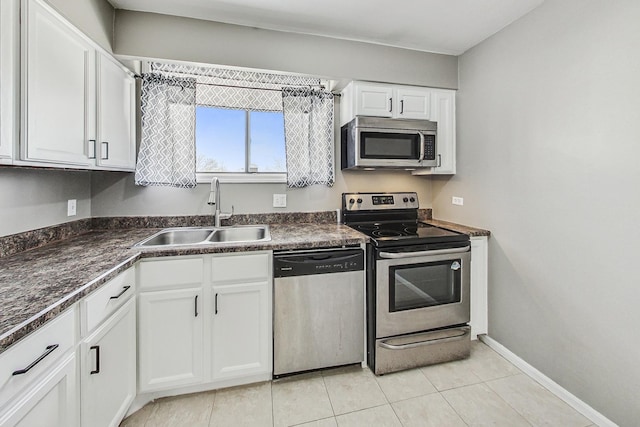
(0, 353, 77, 427)
(138, 288, 203, 392)
(211, 282, 270, 380)
(354, 83, 393, 118)
(21, 0, 94, 166)
(431, 90, 456, 174)
(81, 298, 136, 427)
(96, 54, 136, 170)
(396, 88, 431, 120)
(0, 0, 19, 164)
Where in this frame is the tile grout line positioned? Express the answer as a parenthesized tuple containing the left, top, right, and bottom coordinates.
(206, 390, 217, 427)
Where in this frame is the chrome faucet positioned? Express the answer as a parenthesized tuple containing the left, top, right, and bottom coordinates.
(207, 177, 233, 227)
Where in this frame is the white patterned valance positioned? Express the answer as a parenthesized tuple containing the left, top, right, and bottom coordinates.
(282, 87, 335, 188)
(135, 74, 197, 188)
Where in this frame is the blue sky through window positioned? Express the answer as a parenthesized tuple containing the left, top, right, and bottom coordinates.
(195, 106, 286, 173)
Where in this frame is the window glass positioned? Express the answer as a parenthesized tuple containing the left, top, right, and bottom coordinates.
(195, 106, 286, 173)
(250, 111, 286, 172)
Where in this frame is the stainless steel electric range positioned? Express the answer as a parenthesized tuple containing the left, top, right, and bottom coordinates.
(342, 192, 472, 375)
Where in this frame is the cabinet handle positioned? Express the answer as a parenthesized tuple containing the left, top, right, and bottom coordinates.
(215, 293, 219, 315)
(400, 99, 404, 114)
(102, 141, 109, 160)
(90, 345, 100, 375)
(12, 344, 59, 376)
(194, 295, 199, 317)
(389, 98, 393, 113)
(109, 285, 131, 300)
(437, 154, 442, 168)
(88, 140, 96, 159)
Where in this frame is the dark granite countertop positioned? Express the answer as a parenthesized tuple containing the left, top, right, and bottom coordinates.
(0, 223, 367, 354)
(0, 211, 488, 355)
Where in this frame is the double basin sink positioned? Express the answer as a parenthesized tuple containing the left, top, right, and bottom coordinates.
(134, 225, 271, 248)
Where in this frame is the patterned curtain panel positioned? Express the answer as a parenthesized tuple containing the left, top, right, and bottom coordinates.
(135, 74, 197, 188)
(282, 88, 335, 188)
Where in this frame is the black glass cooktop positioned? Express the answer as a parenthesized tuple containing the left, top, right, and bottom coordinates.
(348, 220, 469, 247)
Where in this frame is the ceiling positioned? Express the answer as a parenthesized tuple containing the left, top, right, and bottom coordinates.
(108, 0, 544, 55)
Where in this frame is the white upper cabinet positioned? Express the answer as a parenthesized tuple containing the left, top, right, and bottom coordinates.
(341, 80, 456, 175)
(340, 81, 431, 124)
(18, 0, 136, 171)
(352, 83, 394, 118)
(396, 87, 431, 120)
(96, 54, 136, 170)
(413, 89, 456, 175)
(21, 0, 95, 166)
(0, 0, 19, 164)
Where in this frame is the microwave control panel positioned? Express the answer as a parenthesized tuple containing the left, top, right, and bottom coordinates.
(424, 135, 436, 161)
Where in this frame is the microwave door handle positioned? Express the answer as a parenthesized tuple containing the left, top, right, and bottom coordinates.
(418, 132, 425, 161)
(379, 245, 470, 259)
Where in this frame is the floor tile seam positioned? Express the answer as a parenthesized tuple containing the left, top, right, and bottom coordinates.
(387, 399, 425, 427)
(320, 373, 338, 418)
(205, 390, 218, 427)
(382, 387, 440, 405)
(334, 402, 398, 420)
(449, 382, 536, 427)
(431, 390, 472, 427)
(270, 381, 275, 427)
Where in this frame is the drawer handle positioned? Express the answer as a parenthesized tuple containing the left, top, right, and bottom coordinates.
(90, 345, 100, 375)
(12, 344, 59, 376)
(214, 293, 219, 315)
(194, 295, 199, 317)
(110, 285, 131, 300)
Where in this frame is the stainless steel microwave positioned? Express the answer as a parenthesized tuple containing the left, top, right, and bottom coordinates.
(340, 116, 437, 170)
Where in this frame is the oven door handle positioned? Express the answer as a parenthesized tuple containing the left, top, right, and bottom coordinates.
(379, 328, 469, 350)
(378, 245, 470, 259)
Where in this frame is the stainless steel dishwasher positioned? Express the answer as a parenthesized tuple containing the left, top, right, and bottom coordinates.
(273, 247, 365, 377)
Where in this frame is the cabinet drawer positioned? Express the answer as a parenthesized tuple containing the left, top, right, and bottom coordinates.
(212, 252, 270, 283)
(0, 308, 75, 410)
(138, 256, 204, 290)
(81, 267, 135, 336)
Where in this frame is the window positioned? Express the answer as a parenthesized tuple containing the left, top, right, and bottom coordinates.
(195, 107, 286, 175)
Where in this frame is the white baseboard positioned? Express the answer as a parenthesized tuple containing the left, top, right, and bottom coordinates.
(479, 335, 617, 427)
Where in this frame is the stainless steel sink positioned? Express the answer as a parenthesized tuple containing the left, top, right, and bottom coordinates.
(134, 225, 270, 248)
(208, 226, 269, 243)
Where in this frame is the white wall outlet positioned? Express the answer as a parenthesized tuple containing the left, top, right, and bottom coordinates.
(273, 194, 287, 208)
(452, 196, 464, 206)
(67, 199, 77, 216)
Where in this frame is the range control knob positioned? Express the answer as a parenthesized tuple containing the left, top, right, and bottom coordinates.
(349, 198, 355, 204)
(410, 197, 416, 203)
(403, 197, 409, 203)
(357, 198, 363, 204)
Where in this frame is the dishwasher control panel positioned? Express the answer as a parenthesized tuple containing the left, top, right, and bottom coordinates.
(274, 248, 364, 278)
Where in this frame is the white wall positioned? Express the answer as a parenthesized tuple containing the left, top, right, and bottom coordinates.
(113, 10, 458, 90)
(45, 0, 114, 51)
(431, 1, 640, 425)
(0, 168, 91, 236)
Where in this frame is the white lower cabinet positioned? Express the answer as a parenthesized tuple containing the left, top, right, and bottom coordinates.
(211, 281, 270, 380)
(138, 288, 204, 392)
(470, 236, 489, 339)
(137, 251, 272, 395)
(0, 352, 77, 427)
(80, 298, 136, 427)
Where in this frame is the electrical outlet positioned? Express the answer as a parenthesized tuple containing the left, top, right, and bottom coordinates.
(67, 199, 77, 216)
(452, 196, 464, 206)
(273, 194, 287, 208)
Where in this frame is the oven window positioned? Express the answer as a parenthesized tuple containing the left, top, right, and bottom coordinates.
(360, 132, 420, 159)
(389, 260, 461, 312)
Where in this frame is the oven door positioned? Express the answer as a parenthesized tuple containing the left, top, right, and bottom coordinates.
(375, 246, 470, 338)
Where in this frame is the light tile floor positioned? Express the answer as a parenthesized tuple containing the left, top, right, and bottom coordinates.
(121, 341, 595, 427)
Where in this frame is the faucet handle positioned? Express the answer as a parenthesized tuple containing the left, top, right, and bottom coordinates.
(219, 205, 234, 220)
